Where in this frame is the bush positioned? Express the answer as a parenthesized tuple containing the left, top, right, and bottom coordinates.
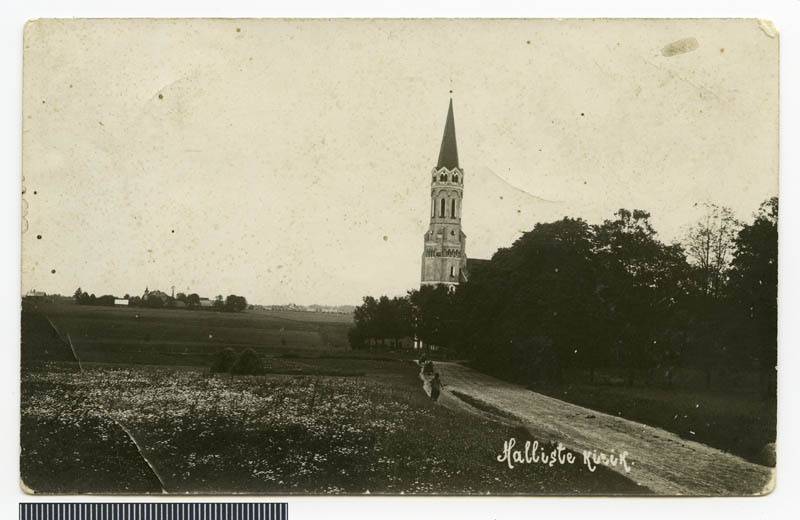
(210, 348, 237, 373)
(231, 348, 264, 375)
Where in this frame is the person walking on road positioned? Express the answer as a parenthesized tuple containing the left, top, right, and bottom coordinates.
(430, 372, 443, 402)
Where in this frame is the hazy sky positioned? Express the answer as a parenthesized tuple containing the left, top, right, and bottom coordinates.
(21, 19, 778, 305)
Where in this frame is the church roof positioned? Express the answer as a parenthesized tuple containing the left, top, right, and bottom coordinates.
(460, 258, 490, 283)
(466, 258, 490, 271)
(436, 99, 459, 170)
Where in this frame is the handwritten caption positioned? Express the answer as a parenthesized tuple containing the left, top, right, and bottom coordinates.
(496, 437, 632, 473)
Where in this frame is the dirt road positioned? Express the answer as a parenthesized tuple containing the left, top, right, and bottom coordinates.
(424, 362, 774, 496)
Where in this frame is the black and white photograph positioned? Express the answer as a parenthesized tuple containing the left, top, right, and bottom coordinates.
(19, 18, 778, 497)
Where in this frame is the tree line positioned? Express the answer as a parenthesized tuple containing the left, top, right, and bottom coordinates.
(72, 289, 248, 313)
(349, 198, 777, 396)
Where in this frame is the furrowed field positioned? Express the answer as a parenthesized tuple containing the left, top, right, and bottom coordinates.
(20, 302, 645, 495)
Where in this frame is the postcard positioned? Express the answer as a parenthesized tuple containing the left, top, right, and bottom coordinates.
(20, 18, 778, 495)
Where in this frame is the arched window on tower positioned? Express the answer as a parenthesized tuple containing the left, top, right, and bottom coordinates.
(451, 199, 456, 218)
(450, 266, 455, 277)
(440, 173, 447, 182)
(431, 199, 435, 218)
(440, 198, 446, 218)
(454, 174, 459, 183)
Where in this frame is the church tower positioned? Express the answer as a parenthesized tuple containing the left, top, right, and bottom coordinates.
(421, 99, 468, 289)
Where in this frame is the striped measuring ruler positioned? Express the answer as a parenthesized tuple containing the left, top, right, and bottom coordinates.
(19, 503, 287, 520)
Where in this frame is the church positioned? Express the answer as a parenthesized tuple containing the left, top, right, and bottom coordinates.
(420, 99, 483, 290)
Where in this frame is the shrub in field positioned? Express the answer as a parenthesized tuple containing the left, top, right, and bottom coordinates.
(231, 348, 265, 375)
(210, 348, 238, 373)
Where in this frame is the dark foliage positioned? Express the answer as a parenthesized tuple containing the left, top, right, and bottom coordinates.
(231, 348, 265, 375)
(210, 348, 238, 373)
(73, 289, 117, 307)
(224, 295, 248, 313)
(351, 295, 413, 349)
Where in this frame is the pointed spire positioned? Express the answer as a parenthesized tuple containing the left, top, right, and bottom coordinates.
(436, 98, 459, 170)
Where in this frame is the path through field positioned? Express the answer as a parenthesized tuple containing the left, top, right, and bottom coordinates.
(425, 362, 774, 496)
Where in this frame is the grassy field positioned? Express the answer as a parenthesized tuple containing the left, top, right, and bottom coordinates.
(527, 381, 776, 466)
(25, 301, 353, 367)
(20, 304, 646, 495)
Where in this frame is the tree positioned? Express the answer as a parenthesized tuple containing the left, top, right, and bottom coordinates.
(224, 295, 248, 312)
(231, 348, 265, 375)
(593, 209, 690, 386)
(409, 284, 457, 350)
(347, 327, 366, 350)
(458, 218, 603, 383)
(213, 295, 225, 311)
(186, 293, 200, 309)
(375, 295, 412, 347)
(210, 348, 238, 373)
(727, 197, 778, 397)
(350, 294, 414, 349)
(684, 203, 740, 297)
(74, 287, 93, 305)
(678, 293, 738, 388)
(97, 295, 116, 306)
(352, 296, 379, 348)
(393, 296, 414, 346)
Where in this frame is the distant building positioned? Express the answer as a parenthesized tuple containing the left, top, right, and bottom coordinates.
(114, 299, 129, 306)
(198, 299, 213, 308)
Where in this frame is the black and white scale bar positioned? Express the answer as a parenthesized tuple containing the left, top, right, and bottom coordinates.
(19, 503, 287, 520)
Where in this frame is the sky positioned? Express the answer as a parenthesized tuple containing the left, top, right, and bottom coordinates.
(21, 18, 778, 305)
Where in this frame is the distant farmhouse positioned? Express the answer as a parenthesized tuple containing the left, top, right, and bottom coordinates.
(23, 290, 74, 304)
